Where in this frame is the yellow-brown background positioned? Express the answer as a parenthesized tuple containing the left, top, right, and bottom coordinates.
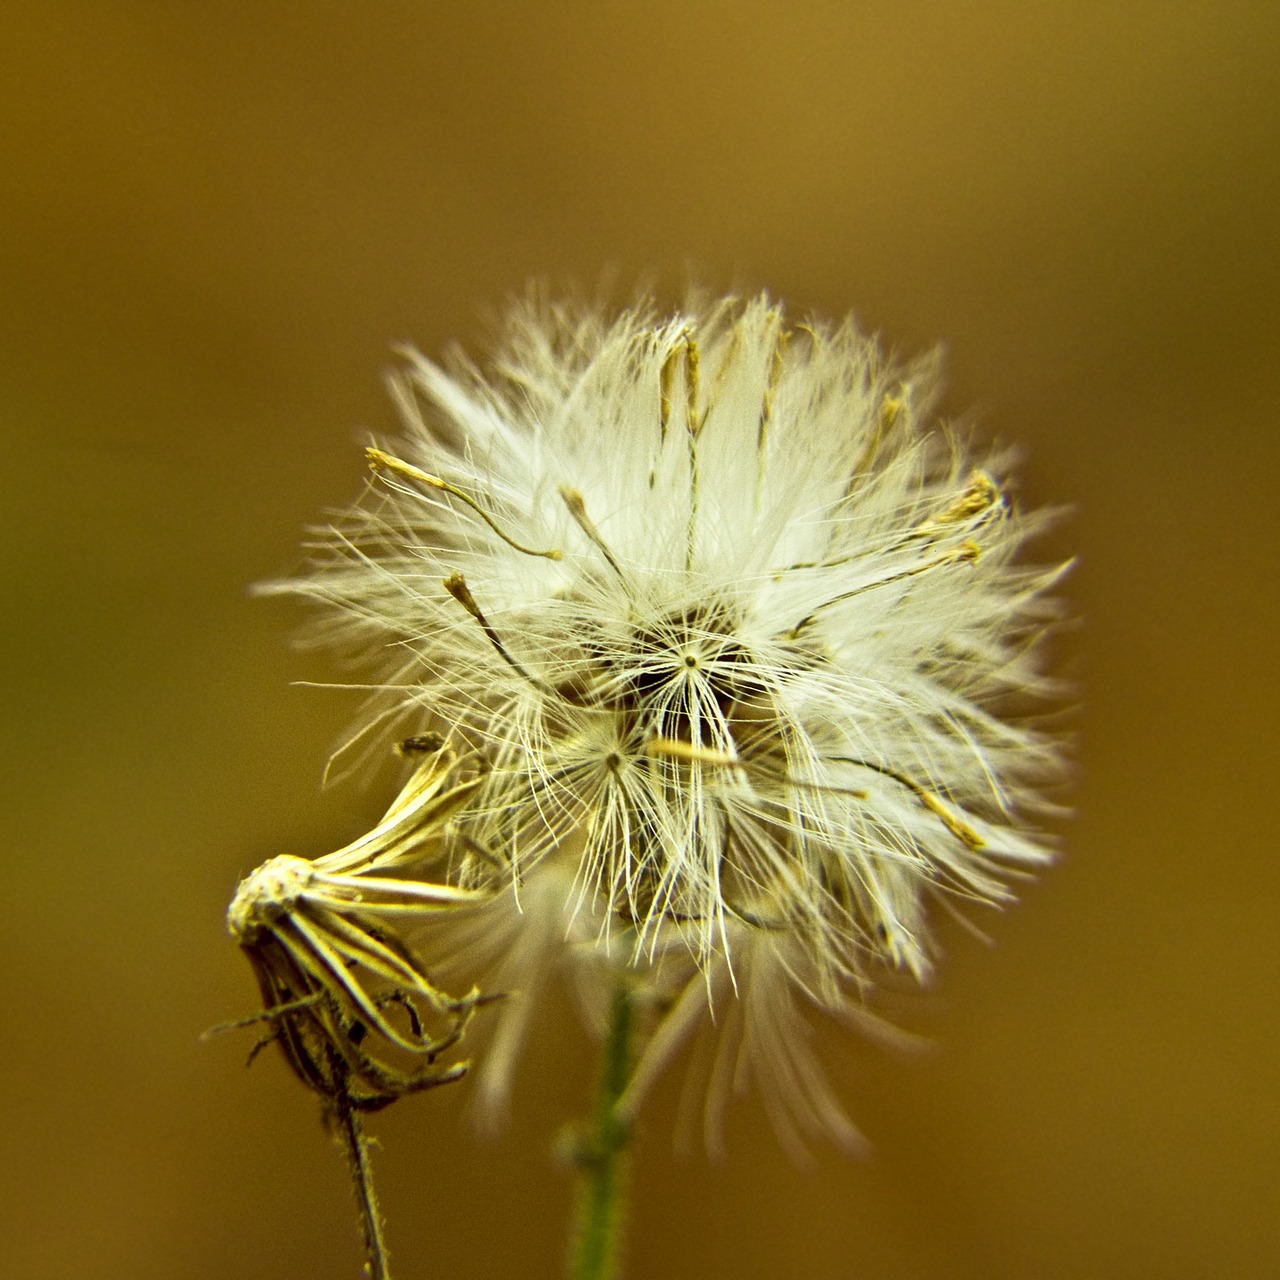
(3, 4, 1277, 1277)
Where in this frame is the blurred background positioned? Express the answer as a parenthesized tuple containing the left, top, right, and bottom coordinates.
(3, 3, 1277, 1277)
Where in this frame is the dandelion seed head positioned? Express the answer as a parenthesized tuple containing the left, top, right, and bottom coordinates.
(267, 291, 1068, 1143)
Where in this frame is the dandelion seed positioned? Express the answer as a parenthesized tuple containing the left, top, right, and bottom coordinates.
(264, 291, 1069, 1151)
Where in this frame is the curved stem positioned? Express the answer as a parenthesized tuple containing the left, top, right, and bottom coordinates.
(569, 981, 635, 1280)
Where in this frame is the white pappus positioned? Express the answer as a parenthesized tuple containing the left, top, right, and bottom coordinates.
(268, 291, 1068, 1151)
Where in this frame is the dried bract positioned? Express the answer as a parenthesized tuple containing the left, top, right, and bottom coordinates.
(226, 741, 486, 1107)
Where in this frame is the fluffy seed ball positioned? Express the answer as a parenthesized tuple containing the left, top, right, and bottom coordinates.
(277, 293, 1066, 1005)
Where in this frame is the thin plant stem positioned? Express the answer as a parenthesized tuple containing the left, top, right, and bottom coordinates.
(332, 1095, 392, 1280)
(569, 981, 635, 1280)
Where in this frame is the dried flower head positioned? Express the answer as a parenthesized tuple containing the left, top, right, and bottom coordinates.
(220, 740, 498, 1277)
(225, 739, 486, 1106)
(269, 292, 1067, 1148)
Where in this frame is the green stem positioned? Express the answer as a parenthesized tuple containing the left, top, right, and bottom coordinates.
(569, 981, 634, 1280)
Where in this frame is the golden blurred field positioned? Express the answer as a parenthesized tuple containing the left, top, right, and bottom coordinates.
(2, 4, 1277, 1277)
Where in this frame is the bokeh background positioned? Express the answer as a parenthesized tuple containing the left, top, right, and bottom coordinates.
(3, 3, 1277, 1277)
